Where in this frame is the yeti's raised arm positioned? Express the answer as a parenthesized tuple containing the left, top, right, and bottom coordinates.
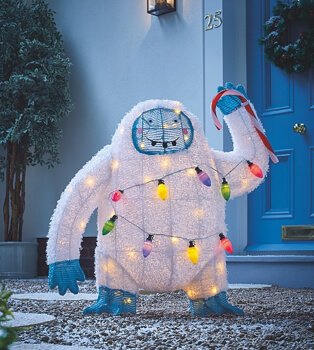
(211, 84, 278, 199)
(47, 145, 112, 295)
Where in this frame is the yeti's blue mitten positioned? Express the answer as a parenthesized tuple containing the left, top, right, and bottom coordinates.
(216, 82, 248, 115)
(48, 259, 85, 295)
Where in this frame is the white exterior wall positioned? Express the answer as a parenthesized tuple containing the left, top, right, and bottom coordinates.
(0, 0, 230, 242)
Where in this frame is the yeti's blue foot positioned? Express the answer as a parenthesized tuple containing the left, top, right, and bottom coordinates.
(83, 286, 137, 316)
(189, 291, 244, 317)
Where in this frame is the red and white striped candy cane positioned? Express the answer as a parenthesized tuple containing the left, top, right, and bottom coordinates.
(211, 89, 279, 163)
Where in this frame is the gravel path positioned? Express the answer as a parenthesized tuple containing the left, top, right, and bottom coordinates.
(4, 279, 314, 350)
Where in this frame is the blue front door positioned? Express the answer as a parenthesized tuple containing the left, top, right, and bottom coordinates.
(247, 0, 314, 251)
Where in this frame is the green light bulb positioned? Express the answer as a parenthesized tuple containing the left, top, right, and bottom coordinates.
(221, 178, 231, 201)
(102, 215, 118, 235)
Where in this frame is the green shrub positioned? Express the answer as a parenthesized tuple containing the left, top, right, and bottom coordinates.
(0, 285, 17, 350)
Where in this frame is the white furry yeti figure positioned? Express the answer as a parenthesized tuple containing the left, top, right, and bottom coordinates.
(47, 83, 277, 316)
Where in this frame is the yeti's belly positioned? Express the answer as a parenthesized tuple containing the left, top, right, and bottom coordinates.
(97, 154, 226, 292)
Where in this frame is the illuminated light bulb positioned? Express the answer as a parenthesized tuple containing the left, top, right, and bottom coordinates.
(221, 178, 231, 201)
(127, 251, 137, 260)
(187, 241, 199, 265)
(195, 167, 211, 187)
(247, 160, 263, 178)
(174, 109, 181, 115)
(216, 261, 225, 275)
(186, 168, 195, 177)
(123, 297, 132, 304)
(85, 177, 95, 187)
(161, 158, 170, 169)
(184, 134, 189, 141)
(107, 259, 116, 273)
(102, 263, 109, 273)
(142, 234, 154, 258)
(79, 221, 86, 230)
(211, 286, 218, 295)
(66, 185, 73, 193)
(193, 208, 204, 218)
(242, 179, 248, 189)
(111, 190, 124, 202)
(219, 233, 233, 254)
(187, 289, 196, 299)
(111, 160, 119, 170)
(157, 179, 168, 200)
(171, 237, 179, 244)
(144, 176, 152, 183)
(140, 141, 145, 149)
(102, 215, 118, 235)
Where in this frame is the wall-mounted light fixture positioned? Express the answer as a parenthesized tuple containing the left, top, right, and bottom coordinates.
(147, 0, 176, 16)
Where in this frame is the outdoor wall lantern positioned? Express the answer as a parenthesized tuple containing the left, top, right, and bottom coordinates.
(147, 0, 176, 16)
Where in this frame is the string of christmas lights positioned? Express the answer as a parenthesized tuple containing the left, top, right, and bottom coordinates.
(102, 212, 233, 264)
(101, 158, 263, 264)
(108, 159, 263, 204)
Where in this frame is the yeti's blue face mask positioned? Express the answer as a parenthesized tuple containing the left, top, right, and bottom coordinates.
(132, 108, 194, 155)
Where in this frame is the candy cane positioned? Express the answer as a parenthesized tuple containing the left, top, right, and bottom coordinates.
(211, 89, 279, 163)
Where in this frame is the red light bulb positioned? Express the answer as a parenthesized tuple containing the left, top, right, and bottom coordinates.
(111, 190, 124, 202)
(247, 161, 263, 178)
(219, 233, 233, 254)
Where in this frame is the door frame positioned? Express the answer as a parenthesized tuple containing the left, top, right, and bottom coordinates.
(222, 0, 248, 254)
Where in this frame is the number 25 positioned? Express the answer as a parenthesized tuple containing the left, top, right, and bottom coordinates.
(205, 10, 223, 31)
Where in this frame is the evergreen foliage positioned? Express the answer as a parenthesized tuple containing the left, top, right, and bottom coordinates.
(260, 0, 314, 73)
(0, 285, 17, 350)
(0, 0, 72, 241)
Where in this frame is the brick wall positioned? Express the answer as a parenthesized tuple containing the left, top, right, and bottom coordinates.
(37, 237, 97, 278)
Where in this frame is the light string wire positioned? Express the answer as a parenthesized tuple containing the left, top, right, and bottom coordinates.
(107, 162, 246, 243)
(109, 159, 246, 196)
(118, 213, 220, 243)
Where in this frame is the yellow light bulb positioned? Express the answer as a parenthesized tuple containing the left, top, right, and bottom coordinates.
(184, 135, 189, 141)
(157, 179, 168, 200)
(187, 241, 199, 265)
(140, 141, 145, 149)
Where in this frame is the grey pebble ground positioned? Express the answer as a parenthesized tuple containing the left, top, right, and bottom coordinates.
(5, 280, 314, 350)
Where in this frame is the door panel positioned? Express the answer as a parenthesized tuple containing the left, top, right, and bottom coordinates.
(247, 0, 314, 251)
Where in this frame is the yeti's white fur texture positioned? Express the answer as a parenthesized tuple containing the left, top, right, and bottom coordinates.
(47, 99, 269, 299)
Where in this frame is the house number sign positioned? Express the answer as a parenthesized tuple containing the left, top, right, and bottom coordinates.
(204, 10, 222, 31)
